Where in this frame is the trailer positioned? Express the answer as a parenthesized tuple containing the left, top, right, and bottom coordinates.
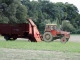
(0, 18, 42, 42)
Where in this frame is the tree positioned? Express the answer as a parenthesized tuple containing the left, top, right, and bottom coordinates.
(16, 5, 28, 23)
(0, 0, 80, 34)
(0, 0, 28, 23)
(0, 14, 9, 23)
(38, 0, 50, 2)
(61, 20, 75, 32)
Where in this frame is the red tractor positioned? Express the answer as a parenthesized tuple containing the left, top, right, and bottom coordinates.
(43, 24, 70, 43)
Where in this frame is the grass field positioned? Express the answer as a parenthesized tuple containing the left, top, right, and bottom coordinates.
(0, 35, 80, 60)
(0, 40, 80, 53)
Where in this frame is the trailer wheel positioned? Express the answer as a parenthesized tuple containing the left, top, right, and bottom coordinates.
(43, 32, 53, 42)
(66, 38, 69, 42)
(13, 37, 17, 40)
(4, 35, 10, 41)
(60, 37, 67, 43)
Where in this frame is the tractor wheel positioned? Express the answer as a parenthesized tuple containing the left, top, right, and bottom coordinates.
(60, 37, 67, 43)
(43, 32, 53, 42)
(4, 35, 10, 41)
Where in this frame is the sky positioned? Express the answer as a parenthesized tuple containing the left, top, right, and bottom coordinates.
(50, 0, 80, 13)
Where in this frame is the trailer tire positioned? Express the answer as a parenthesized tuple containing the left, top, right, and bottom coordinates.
(43, 32, 53, 42)
(13, 38, 17, 40)
(4, 35, 10, 41)
(66, 38, 69, 42)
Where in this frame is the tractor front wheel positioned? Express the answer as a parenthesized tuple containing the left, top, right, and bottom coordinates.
(43, 32, 53, 42)
(60, 37, 67, 43)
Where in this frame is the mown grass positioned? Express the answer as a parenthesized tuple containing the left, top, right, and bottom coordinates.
(0, 40, 80, 53)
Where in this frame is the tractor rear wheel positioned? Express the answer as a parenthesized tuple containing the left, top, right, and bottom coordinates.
(43, 32, 53, 42)
(60, 37, 67, 43)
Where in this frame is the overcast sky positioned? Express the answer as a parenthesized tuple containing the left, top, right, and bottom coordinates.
(50, 0, 80, 13)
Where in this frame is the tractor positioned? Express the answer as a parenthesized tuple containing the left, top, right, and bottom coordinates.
(43, 24, 70, 43)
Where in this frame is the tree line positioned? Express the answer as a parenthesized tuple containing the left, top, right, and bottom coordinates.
(0, 0, 80, 34)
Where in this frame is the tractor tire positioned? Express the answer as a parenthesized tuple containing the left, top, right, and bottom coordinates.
(60, 37, 67, 43)
(43, 32, 53, 42)
(4, 35, 10, 41)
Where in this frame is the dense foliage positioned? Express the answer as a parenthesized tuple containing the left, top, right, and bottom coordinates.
(0, 0, 28, 23)
(0, 0, 80, 34)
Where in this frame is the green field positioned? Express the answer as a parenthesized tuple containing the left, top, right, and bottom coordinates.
(0, 40, 80, 53)
(0, 36, 80, 60)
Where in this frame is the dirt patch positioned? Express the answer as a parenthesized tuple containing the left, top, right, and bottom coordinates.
(0, 48, 80, 60)
(69, 35, 80, 42)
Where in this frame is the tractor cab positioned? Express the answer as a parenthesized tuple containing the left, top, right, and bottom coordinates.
(44, 24, 58, 37)
(44, 24, 57, 32)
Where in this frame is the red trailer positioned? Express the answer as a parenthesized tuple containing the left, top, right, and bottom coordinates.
(0, 18, 42, 42)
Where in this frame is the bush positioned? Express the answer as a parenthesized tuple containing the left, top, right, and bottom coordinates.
(0, 16, 9, 23)
(61, 20, 75, 32)
(72, 29, 80, 34)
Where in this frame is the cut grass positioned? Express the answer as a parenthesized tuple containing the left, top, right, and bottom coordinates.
(0, 40, 80, 53)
